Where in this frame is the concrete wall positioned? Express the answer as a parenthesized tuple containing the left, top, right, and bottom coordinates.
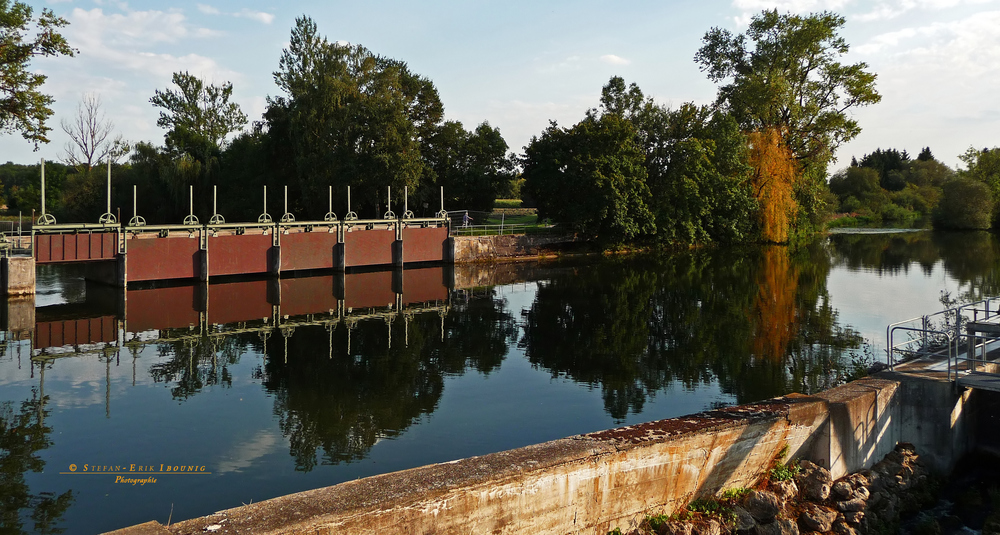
(452, 235, 575, 263)
(111, 374, 995, 535)
(1, 256, 35, 296)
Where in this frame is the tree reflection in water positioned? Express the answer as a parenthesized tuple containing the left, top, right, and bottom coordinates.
(260, 291, 518, 471)
(0, 385, 74, 534)
(827, 231, 1000, 302)
(520, 244, 861, 421)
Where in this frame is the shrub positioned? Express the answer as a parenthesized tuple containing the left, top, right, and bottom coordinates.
(933, 178, 994, 230)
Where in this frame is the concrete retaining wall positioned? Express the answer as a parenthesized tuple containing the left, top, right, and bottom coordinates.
(110, 374, 994, 535)
(452, 235, 575, 263)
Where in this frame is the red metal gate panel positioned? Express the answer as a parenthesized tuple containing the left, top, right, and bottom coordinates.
(208, 234, 271, 277)
(34, 316, 116, 349)
(127, 286, 200, 332)
(344, 271, 396, 310)
(127, 236, 200, 282)
(207, 280, 272, 325)
(35, 233, 116, 263)
(401, 267, 448, 305)
(402, 227, 448, 264)
(344, 228, 395, 267)
(280, 232, 339, 272)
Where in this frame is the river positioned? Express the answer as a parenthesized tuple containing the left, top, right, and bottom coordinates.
(0, 230, 995, 533)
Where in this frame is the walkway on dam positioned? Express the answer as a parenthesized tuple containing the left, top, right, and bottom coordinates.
(887, 296, 1000, 392)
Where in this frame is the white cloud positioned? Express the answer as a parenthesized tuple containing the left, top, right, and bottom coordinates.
(236, 9, 275, 24)
(856, 0, 995, 21)
(600, 54, 631, 65)
(63, 8, 238, 80)
(731, 0, 852, 13)
(837, 9, 1000, 165)
(197, 4, 221, 15)
(216, 430, 283, 474)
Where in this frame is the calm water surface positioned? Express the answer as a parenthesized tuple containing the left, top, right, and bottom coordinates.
(1, 231, 996, 533)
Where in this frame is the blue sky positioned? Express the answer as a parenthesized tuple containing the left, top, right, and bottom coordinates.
(4, 0, 1000, 170)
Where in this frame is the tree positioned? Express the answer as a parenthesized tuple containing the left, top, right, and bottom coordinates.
(748, 129, 797, 242)
(0, 0, 75, 148)
(695, 10, 881, 168)
(150, 71, 247, 153)
(858, 148, 909, 191)
(522, 113, 654, 245)
(61, 94, 128, 171)
(594, 77, 757, 244)
(959, 146, 1000, 226)
(423, 121, 513, 213)
(934, 178, 993, 230)
(268, 16, 443, 217)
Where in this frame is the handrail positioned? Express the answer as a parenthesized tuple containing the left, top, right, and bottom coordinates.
(888, 325, 953, 377)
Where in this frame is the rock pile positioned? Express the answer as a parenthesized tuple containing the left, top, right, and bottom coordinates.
(621, 443, 931, 535)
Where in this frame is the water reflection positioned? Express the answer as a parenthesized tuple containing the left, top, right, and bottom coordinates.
(521, 244, 861, 420)
(0, 387, 74, 534)
(10, 234, 987, 533)
(827, 231, 1000, 301)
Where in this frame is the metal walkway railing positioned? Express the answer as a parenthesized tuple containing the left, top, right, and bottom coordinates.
(887, 297, 1000, 391)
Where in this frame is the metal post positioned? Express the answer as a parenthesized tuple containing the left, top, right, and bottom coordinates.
(190, 185, 193, 216)
(329, 186, 333, 214)
(40, 158, 45, 216)
(107, 160, 112, 215)
(133, 186, 137, 221)
(264, 185, 267, 213)
(214, 185, 217, 216)
(284, 185, 288, 215)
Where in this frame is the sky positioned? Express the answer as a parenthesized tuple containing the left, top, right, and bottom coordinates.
(3, 0, 1000, 172)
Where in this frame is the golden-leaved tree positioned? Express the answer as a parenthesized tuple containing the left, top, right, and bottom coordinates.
(748, 129, 797, 243)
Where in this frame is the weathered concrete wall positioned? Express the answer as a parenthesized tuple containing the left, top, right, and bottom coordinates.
(110, 374, 994, 535)
(452, 235, 575, 263)
(1, 256, 35, 295)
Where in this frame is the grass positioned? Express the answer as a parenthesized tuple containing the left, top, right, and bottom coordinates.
(483, 213, 538, 226)
(494, 199, 523, 208)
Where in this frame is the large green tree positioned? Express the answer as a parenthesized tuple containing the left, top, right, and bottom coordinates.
(423, 120, 513, 213)
(522, 113, 654, 245)
(0, 0, 75, 148)
(596, 77, 758, 244)
(268, 16, 443, 218)
(695, 10, 881, 168)
(696, 10, 880, 236)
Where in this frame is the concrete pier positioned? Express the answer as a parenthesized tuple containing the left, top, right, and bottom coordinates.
(1, 256, 35, 296)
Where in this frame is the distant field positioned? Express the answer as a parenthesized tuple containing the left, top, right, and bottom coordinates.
(494, 199, 522, 208)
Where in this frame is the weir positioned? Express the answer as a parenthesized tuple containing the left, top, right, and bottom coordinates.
(1, 175, 456, 293)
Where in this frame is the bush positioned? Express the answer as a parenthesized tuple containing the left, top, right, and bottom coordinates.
(933, 178, 994, 230)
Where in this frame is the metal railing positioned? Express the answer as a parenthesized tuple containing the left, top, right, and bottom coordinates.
(451, 223, 530, 236)
(886, 296, 1000, 383)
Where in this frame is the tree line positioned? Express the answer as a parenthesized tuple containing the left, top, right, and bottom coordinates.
(1, 13, 517, 224)
(3, 4, 1000, 240)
